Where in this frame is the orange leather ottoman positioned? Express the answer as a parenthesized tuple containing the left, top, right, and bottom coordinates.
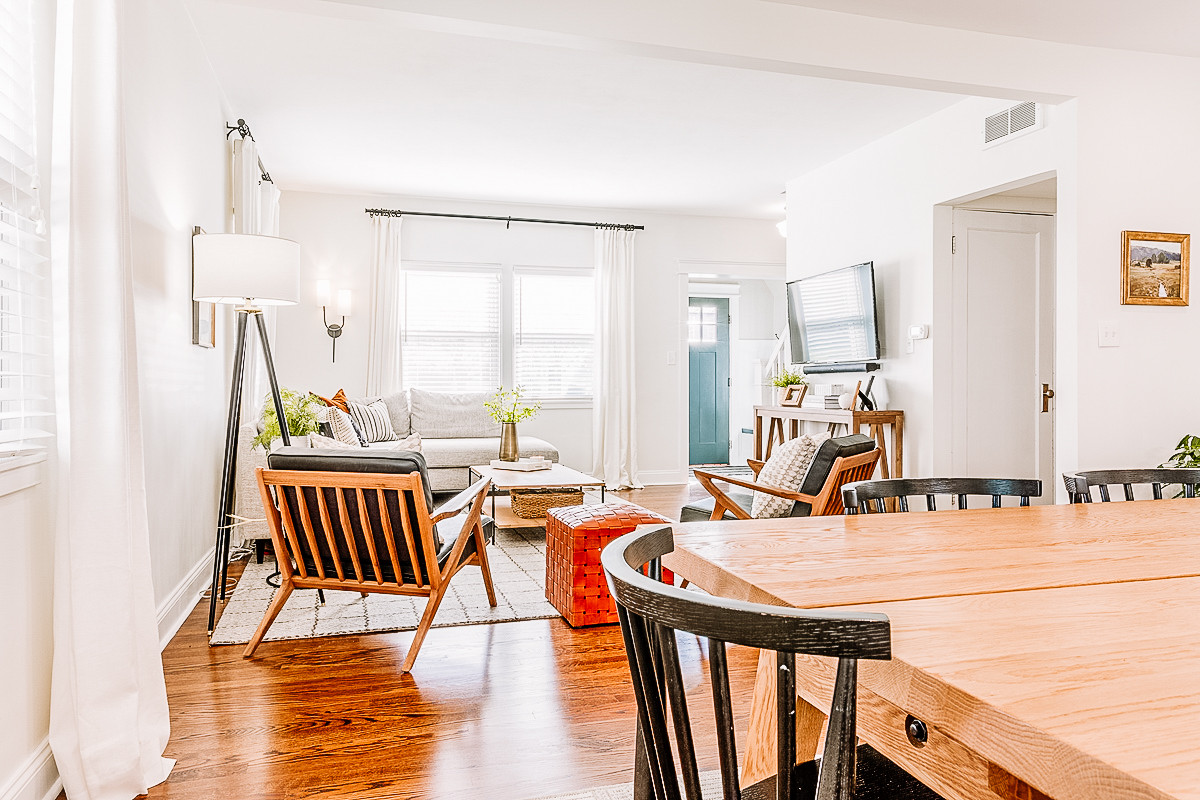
(546, 503, 674, 627)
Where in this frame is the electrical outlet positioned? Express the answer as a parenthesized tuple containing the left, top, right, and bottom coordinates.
(905, 338, 915, 354)
(1098, 322, 1120, 348)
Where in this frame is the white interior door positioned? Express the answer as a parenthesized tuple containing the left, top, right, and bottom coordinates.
(951, 209, 1055, 499)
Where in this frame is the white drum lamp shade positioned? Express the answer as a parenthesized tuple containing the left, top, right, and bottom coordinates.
(193, 233, 300, 306)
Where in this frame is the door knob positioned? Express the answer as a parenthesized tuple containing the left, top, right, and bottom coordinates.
(1041, 383, 1055, 413)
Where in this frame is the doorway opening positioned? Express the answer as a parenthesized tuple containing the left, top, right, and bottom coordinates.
(937, 176, 1057, 502)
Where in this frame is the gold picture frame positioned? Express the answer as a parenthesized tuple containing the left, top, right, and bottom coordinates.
(780, 384, 807, 407)
(1121, 230, 1189, 306)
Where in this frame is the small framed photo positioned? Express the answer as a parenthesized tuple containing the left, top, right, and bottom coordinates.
(780, 384, 807, 407)
(1121, 230, 1189, 306)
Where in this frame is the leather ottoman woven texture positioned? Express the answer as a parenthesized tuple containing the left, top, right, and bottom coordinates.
(546, 503, 674, 627)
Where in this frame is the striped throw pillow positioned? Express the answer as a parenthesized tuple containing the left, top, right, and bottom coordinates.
(349, 399, 398, 443)
(327, 407, 366, 446)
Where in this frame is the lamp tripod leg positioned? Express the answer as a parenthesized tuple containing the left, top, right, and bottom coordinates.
(208, 310, 250, 635)
(254, 312, 291, 447)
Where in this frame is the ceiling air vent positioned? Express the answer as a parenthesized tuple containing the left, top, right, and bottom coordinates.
(983, 102, 1043, 148)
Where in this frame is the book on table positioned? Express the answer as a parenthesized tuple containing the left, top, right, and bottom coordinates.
(489, 458, 552, 471)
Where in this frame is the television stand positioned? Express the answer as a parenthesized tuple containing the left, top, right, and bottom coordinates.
(753, 405, 904, 481)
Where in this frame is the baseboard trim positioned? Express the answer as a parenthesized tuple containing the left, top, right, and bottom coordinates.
(637, 469, 688, 486)
(0, 739, 60, 800)
(157, 547, 215, 651)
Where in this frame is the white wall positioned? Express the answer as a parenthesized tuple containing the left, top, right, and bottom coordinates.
(787, 96, 1071, 478)
(122, 0, 232, 619)
(788, 63, 1200, 484)
(275, 191, 784, 482)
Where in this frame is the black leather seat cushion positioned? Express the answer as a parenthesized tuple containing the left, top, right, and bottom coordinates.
(680, 433, 877, 521)
(265, 447, 490, 583)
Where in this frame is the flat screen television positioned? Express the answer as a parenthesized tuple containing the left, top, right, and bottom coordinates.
(786, 262, 880, 368)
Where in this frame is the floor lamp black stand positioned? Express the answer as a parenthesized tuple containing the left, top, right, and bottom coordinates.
(206, 306, 290, 635)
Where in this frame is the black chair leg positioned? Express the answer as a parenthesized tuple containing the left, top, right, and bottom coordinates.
(255, 539, 267, 564)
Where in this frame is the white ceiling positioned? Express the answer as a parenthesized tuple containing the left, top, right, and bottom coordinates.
(183, 0, 964, 218)
(770, 0, 1200, 59)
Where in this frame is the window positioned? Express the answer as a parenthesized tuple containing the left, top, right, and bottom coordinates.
(401, 267, 501, 393)
(0, 0, 52, 468)
(399, 262, 594, 400)
(514, 269, 593, 398)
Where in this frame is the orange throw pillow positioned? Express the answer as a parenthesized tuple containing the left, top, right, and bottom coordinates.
(313, 389, 350, 413)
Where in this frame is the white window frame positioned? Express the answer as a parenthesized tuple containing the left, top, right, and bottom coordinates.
(0, 0, 52, 481)
(398, 260, 594, 406)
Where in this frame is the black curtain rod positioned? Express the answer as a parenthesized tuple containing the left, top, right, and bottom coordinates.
(364, 208, 643, 231)
(225, 118, 273, 183)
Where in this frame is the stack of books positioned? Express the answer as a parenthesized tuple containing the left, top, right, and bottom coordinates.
(824, 395, 842, 410)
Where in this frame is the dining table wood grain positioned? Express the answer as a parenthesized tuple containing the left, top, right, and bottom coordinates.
(659, 499, 1200, 800)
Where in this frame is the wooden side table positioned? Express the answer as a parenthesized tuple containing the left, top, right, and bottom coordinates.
(753, 406, 904, 480)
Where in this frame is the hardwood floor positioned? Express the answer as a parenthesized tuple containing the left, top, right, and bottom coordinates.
(143, 482, 756, 800)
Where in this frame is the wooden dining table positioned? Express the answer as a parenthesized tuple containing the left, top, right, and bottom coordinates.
(658, 499, 1200, 800)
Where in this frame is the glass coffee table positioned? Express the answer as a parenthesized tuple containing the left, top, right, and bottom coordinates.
(468, 463, 606, 530)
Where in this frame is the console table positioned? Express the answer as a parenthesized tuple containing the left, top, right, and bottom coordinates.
(753, 405, 904, 480)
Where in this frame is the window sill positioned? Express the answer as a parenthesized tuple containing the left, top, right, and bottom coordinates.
(0, 452, 47, 498)
(535, 398, 593, 411)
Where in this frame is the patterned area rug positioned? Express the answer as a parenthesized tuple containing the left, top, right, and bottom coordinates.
(528, 772, 723, 800)
(209, 528, 559, 646)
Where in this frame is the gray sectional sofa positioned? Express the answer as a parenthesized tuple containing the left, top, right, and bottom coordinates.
(233, 388, 559, 544)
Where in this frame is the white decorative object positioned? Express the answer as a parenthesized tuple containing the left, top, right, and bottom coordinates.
(490, 458, 553, 471)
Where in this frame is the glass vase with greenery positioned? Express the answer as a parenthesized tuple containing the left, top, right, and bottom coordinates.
(484, 386, 542, 424)
(253, 388, 321, 450)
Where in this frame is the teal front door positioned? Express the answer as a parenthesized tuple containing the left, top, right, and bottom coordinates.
(688, 297, 730, 465)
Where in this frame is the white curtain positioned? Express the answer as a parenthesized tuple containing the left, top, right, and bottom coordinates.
(366, 215, 403, 395)
(592, 227, 643, 490)
(48, 0, 174, 796)
(232, 135, 282, 419)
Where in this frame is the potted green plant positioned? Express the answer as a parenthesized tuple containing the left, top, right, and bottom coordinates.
(1162, 433, 1200, 496)
(485, 386, 541, 461)
(770, 368, 807, 405)
(253, 388, 321, 450)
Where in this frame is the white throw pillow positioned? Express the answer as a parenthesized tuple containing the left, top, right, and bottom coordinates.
(327, 407, 365, 446)
(349, 398, 398, 443)
(750, 433, 830, 518)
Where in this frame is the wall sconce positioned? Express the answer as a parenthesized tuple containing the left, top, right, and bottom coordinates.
(316, 279, 352, 362)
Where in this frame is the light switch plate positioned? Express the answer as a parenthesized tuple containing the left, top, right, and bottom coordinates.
(1098, 322, 1119, 348)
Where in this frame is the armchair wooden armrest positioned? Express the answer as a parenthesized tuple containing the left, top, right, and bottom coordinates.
(430, 477, 492, 524)
(692, 469, 815, 521)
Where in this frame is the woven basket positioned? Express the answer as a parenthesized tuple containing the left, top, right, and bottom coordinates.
(509, 488, 585, 519)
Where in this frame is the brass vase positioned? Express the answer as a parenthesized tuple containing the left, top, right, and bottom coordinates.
(499, 422, 519, 462)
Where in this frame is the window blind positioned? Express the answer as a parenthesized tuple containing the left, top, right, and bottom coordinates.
(0, 0, 52, 464)
(401, 267, 501, 393)
(514, 269, 593, 398)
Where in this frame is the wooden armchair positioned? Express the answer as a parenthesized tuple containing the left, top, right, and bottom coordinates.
(682, 434, 881, 522)
(245, 447, 496, 672)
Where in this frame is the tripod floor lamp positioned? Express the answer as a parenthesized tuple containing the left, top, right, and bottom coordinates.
(192, 231, 300, 635)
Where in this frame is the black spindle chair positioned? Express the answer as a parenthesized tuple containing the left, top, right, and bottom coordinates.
(1062, 469, 1200, 504)
(602, 524, 946, 800)
(842, 478, 1042, 514)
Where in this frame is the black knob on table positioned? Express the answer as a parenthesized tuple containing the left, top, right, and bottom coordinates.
(905, 714, 928, 748)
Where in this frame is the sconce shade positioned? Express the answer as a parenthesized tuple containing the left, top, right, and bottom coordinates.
(193, 233, 300, 306)
(336, 288, 353, 317)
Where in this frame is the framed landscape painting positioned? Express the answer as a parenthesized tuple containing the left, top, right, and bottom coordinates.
(1121, 230, 1189, 306)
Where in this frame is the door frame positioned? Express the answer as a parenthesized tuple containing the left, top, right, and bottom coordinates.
(932, 171, 1062, 498)
(684, 284, 738, 467)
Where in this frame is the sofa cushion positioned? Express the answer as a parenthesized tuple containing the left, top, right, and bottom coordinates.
(420, 435, 559, 469)
(410, 389, 500, 439)
(327, 407, 366, 446)
(380, 393, 411, 437)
